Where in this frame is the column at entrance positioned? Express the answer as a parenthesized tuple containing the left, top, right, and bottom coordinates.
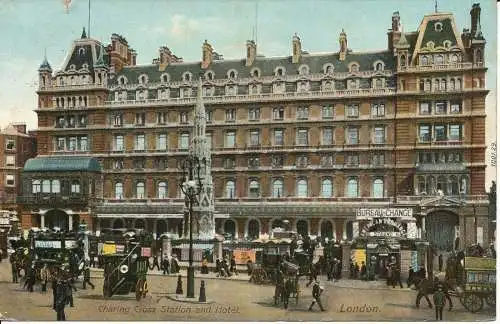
(352, 221, 359, 240)
(41, 213, 45, 228)
(68, 214, 73, 231)
(342, 220, 347, 240)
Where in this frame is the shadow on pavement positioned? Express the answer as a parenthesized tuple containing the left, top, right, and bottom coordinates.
(77, 294, 136, 301)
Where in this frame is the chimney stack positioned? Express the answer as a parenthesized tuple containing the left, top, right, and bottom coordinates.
(201, 40, 213, 69)
(246, 40, 257, 66)
(12, 123, 27, 134)
(292, 33, 302, 64)
(388, 11, 402, 54)
(470, 3, 482, 38)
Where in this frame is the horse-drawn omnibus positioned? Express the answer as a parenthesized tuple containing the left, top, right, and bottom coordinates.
(100, 229, 153, 301)
(458, 256, 495, 313)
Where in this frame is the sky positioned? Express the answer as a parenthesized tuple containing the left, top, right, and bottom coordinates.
(0, 0, 496, 184)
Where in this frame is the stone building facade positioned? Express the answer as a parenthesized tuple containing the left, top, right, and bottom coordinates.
(21, 6, 490, 253)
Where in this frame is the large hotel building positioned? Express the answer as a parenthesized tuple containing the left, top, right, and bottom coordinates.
(19, 5, 490, 257)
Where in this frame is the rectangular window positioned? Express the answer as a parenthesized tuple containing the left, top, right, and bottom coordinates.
(180, 133, 190, 149)
(224, 157, 235, 169)
(373, 126, 385, 144)
(296, 155, 308, 167)
(114, 159, 124, 169)
(434, 125, 446, 141)
(346, 154, 359, 166)
(449, 125, 462, 141)
(419, 125, 431, 142)
(248, 108, 260, 120)
(113, 114, 123, 126)
(6, 155, 15, 166)
(6, 174, 15, 186)
(322, 105, 333, 119)
(435, 101, 447, 114)
(347, 104, 359, 118)
(347, 127, 358, 145)
(226, 109, 236, 121)
(273, 107, 284, 120)
(157, 133, 167, 151)
(180, 112, 188, 124)
(225, 131, 235, 148)
(322, 128, 333, 145)
(248, 157, 260, 169)
(56, 116, 65, 128)
(135, 113, 145, 125)
(419, 102, 431, 115)
(274, 129, 284, 146)
(321, 155, 334, 167)
(56, 137, 66, 151)
(71, 182, 80, 194)
(157, 112, 167, 124)
(114, 135, 124, 151)
(296, 129, 308, 146)
(6, 139, 15, 150)
(372, 152, 385, 166)
(79, 136, 88, 151)
(297, 106, 309, 120)
(371, 103, 385, 117)
(78, 115, 87, 127)
(69, 137, 77, 151)
(135, 134, 146, 150)
(271, 155, 284, 167)
(450, 101, 462, 114)
(249, 130, 260, 146)
(206, 110, 213, 123)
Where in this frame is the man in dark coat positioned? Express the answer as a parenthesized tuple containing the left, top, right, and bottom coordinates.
(82, 262, 95, 290)
(230, 256, 237, 275)
(65, 275, 77, 307)
(438, 254, 444, 272)
(308, 280, 325, 311)
(25, 264, 35, 292)
(10, 253, 18, 283)
(162, 257, 170, 275)
(151, 253, 161, 271)
(391, 265, 403, 288)
(433, 285, 446, 321)
(54, 279, 67, 321)
(407, 267, 415, 288)
(360, 261, 367, 280)
(52, 269, 60, 310)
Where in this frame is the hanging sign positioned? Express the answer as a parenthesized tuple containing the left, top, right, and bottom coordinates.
(35, 240, 62, 249)
(356, 208, 413, 218)
(360, 218, 407, 237)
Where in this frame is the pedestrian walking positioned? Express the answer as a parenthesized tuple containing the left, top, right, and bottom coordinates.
(40, 263, 50, 292)
(392, 265, 403, 288)
(25, 264, 35, 292)
(162, 257, 170, 275)
(52, 269, 59, 310)
(230, 256, 237, 275)
(222, 257, 231, 277)
(433, 285, 446, 321)
(10, 254, 18, 283)
(150, 253, 161, 271)
(54, 279, 67, 321)
(308, 280, 325, 311)
(65, 276, 77, 307)
(407, 267, 415, 288)
(438, 254, 443, 272)
(306, 263, 319, 287)
(82, 262, 95, 290)
(360, 261, 367, 280)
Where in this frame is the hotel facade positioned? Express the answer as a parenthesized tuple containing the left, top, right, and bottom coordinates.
(19, 5, 490, 258)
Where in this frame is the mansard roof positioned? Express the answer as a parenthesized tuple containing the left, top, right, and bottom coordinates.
(62, 39, 110, 72)
(23, 156, 102, 173)
(110, 50, 395, 85)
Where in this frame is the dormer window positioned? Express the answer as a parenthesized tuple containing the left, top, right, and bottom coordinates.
(69, 64, 76, 70)
(205, 71, 214, 80)
(183, 72, 192, 82)
(324, 64, 334, 74)
(299, 65, 309, 75)
(275, 67, 285, 77)
(82, 63, 88, 69)
(374, 62, 384, 71)
(161, 73, 169, 83)
(349, 63, 359, 73)
(435, 55, 444, 65)
(443, 40, 452, 49)
(227, 69, 238, 79)
(434, 22, 443, 32)
(139, 75, 148, 84)
(78, 48, 85, 56)
(251, 68, 260, 78)
(118, 76, 127, 85)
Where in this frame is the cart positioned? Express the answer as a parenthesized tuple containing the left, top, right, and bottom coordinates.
(459, 256, 495, 313)
(250, 241, 289, 285)
(101, 239, 151, 301)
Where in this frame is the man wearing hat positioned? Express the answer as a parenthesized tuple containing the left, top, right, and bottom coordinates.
(433, 284, 446, 321)
(308, 279, 325, 311)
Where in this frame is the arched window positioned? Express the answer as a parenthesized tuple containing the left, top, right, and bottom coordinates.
(400, 55, 406, 67)
(321, 178, 333, 198)
(136, 181, 145, 198)
(451, 54, 458, 63)
(32, 180, 41, 194)
(449, 176, 459, 195)
(71, 180, 80, 194)
(247, 219, 260, 239)
(449, 79, 455, 90)
(42, 180, 51, 193)
(426, 176, 436, 195)
(225, 180, 236, 198)
(115, 182, 123, 199)
(320, 220, 333, 239)
(296, 220, 309, 237)
(460, 176, 469, 194)
(272, 179, 284, 198)
(157, 181, 167, 198)
(350, 64, 359, 72)
(425, 79, 431, 91)
(375, 62, 383, 71)
(297, 178, 308, 197)
(224, 220, 236, 239)
(372, 178, 384, 198)
(347, 178, 358, 198)
(437, 176, 447, 194)
(249, 180, 260, 198)
(325, 65, 333, 74)
(476, 49, 483, 63)
(440, 79, 446, 91)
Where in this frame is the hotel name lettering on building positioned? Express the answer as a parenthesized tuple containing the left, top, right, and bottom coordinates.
(356, 208, 413, 218)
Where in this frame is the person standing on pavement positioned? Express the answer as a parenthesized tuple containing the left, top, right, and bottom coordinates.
(230, 256, 237, 275)
(10, 253, 18, 283)
(360, 261, 367, 280)
(438, 254, 443, 272)
(40, 263, 50, 292)
(54, 278, 67, 321)
(82, 262, 95, 290)
(162, 256, 170, 275)
(151, 253, 161, 271)
(201, 257, 208, 274)
(433, 285, 446, 321)
(308, 280, 325, 311)
(65, 273, 77, 307)
(52, 268, 60, 310)
(392, 265, 403, 288)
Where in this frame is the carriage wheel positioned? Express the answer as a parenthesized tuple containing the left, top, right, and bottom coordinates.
(463, 293, 484, 313)
(136, 279, 145, 301)
(485, 293, 495, 308)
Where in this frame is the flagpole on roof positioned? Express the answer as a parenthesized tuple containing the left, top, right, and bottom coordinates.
(88, 0, 91, 38)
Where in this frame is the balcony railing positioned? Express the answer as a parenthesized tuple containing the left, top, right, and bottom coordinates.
(17, 194, 92, 206)
(38, 83, 108, 92)
(398, 62, 485, 73)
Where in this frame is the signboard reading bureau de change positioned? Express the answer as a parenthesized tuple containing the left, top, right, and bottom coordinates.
(356, 208, 413, 218)
(35, 240, 62, 249)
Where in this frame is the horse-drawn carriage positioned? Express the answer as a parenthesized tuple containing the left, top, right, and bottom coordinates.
(458, 256, 495, 313)
(101, 230, 152, 301)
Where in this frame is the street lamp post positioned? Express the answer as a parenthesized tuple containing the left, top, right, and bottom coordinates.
(179, 155, 205, 298)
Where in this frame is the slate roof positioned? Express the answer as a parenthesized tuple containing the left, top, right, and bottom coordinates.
(23, 156, 102, 173)
(110, 50, 395, 85)
(421, 17, 458, 48)
(39, 58, 52, 72)
(64, 42, 110, 72)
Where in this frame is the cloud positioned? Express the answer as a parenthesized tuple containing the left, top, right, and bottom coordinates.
(143, 15, 228, 41)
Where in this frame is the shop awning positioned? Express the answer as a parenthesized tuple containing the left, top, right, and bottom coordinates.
(96, 214, 184, 219)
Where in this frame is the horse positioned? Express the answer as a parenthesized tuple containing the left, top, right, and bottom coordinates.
(415, 277, 455, 310)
